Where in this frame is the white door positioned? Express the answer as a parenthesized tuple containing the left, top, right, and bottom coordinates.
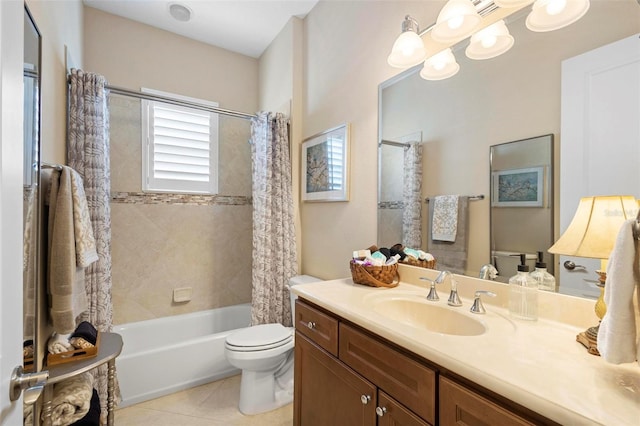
(559, 34, 640, 298)
(1, 0, 25, 423)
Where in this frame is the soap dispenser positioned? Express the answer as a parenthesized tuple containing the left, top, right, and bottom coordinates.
(530, 251, 556, 292)
(508, 254, 538, 320)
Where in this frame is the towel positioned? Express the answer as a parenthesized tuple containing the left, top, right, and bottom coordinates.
(46, 373, 94, 426)
(431, 195, 459, 242)
(70, 389, 101, 426)
(428, 196, 469, 275)
(597, 219, 640, 365)
(23, 186, 38, 340)
(48, 166, 98, 334)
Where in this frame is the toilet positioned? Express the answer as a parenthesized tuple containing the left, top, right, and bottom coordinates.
(225, 275, 321, 415)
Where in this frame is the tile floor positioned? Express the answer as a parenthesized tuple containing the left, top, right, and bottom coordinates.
(115, 375, 293, 425)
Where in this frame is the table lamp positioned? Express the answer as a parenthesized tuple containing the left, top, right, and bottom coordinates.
(548, 195, 639, 355)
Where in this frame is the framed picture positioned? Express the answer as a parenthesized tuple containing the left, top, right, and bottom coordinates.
(491, 166, 544, 207)
(301, 124, 350, 202)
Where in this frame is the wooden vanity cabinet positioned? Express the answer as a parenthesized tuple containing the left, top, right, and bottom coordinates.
(294, 298, 547, 426)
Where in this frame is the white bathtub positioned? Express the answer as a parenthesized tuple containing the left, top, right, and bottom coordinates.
(113, 303, 251, 407)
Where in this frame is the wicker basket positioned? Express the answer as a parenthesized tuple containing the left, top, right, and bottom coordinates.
(401, 257, 437, 269)
(350, 261, 399, 288)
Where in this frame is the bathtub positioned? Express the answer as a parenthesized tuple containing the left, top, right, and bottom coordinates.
(113, 303, 251, 407)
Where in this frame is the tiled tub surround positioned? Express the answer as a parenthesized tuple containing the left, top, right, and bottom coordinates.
(291, 265, 640, 425)
(109, 95, 253, 324)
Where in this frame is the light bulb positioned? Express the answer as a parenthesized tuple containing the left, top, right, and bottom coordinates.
(481, 35, 497, 48)
(448, 15, 464, 30)
(546, 0, 567, 15)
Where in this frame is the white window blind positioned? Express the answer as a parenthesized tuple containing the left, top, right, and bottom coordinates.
(142, 89, 219, 194)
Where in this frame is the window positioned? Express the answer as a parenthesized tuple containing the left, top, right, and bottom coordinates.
(142, 89, 219, 194)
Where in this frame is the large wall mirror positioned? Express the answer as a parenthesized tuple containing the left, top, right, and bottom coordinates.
(23, 4, 42, 373)
(378, 1, 639, 298)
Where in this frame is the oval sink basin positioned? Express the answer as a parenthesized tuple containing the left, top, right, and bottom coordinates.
(372, 298, 486, 336)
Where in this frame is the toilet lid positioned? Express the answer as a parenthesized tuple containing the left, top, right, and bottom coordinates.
(226, 323, 293, 349)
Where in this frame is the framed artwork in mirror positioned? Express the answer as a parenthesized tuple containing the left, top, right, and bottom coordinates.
(492, 166, 544, 207)
(301, 123, 350, 202)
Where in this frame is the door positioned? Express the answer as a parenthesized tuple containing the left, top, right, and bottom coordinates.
(559, 34, 640, 298)
(1, 0, 26, 423)
(294, 332, 376, 426)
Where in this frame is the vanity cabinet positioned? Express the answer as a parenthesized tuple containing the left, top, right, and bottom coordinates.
(294, 298, 554, 426)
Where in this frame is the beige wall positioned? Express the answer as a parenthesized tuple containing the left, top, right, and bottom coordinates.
(301, 0, 640, 280)
(84, 7, 259, 324)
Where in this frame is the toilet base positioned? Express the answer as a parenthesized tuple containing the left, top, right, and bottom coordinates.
(238, 367, 293, 415)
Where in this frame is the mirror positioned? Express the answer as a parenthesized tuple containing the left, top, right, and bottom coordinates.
(490, 135, 554, 283)
(377, 1, 639, 296)
(23, 4, 41, 372)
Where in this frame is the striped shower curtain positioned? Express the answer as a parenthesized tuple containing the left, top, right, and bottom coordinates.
(250, 112, 298, 326)
(67, 68, 116, 420)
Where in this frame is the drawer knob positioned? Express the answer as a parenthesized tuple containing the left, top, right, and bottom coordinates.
(360, 395, 371, 405)
(376, 406, 387, 417)
(307, 321, 316, 330)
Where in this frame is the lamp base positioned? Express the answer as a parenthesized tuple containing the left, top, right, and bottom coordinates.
(576, 326, 600, 356)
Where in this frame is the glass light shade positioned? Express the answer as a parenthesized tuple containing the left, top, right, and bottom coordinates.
(420, 48, 460, 81)
(465, 20, 515, 60)
(388, 30, 427, 68)
(494, 0, 535, 7)
(431, 0, 482, 43)
(548, 195, 638, 259)
(526, 0, 590, 32)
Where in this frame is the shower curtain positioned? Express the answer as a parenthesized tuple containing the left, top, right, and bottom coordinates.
(250, 112, 298, 326)
(67, 68, 116, 420)
(402, 142, 423, 249)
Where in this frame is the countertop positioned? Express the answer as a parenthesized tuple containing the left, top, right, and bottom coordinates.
(291, 277, 640, 426)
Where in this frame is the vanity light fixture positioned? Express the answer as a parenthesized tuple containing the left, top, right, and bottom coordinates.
(465, 20, 514, 60)
(388, 0, 591, 81)
(387, 15, 428, 68)
(168, 2, 192, 22)
(420, 48, 460, 80)
(526, 0, 590, 32)
(431, 0, 482, 43)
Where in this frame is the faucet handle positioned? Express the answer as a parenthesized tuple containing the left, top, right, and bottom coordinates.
(419, 277, 439, 301)
(470, 290, 496, 314)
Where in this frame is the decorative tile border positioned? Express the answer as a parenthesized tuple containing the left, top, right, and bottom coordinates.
(378, 201, 404, 209)
(111, 191, 252, 206)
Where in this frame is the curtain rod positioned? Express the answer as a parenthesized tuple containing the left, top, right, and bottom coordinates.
(379, 139, 412, 148)
(105, 84, 256, 120)
(66, 76, 256, 120)
(425, 194, 485, 202)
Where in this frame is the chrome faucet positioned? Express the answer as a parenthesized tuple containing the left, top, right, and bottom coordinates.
(479, 264, 498, 281)
(470, 290, 496, 314)
(434, 271, 463, 307)
(419, 276, 440, 301)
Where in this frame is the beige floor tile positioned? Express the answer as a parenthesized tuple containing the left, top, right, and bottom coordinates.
(115, 375, 293, 425)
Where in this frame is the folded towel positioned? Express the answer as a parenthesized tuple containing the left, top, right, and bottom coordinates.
(70, 389, 101, 426)
(48, 332, 74, 354)
(71, 321, 98, 347)
(48, 167, 98, 334)
(47, 373, 94, 426)
(431, 195, 459, 242)
(597, 219, 640, 365)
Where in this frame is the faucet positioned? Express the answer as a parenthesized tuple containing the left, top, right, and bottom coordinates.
(419, 276, 440, 301)
(434, 271, 463, 307)
(479, 264, 498, 281)
(470, 290, 497, 314)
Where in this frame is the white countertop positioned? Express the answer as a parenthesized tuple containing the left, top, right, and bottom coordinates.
(291, 277, 640, 426)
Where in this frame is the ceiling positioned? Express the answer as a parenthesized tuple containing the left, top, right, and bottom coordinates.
(83, 0, 319, 58)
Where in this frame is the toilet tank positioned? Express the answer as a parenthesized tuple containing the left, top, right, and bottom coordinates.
(289, 275, 322, 313)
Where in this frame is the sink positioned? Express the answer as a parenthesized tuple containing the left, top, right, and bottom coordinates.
(371, 297, 486, 336)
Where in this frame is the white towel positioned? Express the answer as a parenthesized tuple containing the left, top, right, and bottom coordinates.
(597, 219, 640, 365)
(431, 195, 459, 242)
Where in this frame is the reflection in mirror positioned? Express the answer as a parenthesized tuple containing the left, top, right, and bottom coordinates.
(377, 0, 639, 297)
(23, 4, 41, 376)
(490, 135, 553, 283)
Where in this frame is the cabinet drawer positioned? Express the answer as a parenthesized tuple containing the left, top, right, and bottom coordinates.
(295, 299, 339, 356)
(439, 377, 535, 426)
(377, 390, 431, 426)
(339, 323, 436, 424)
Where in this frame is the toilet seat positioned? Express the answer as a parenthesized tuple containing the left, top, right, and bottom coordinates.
(226, 324, 293, 352)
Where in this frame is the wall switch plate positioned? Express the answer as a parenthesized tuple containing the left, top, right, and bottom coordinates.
(173, 287, 193, 303)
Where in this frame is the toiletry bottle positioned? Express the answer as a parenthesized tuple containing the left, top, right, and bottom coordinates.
(530, 251, 556, 292)
(508, 254, 538, 320)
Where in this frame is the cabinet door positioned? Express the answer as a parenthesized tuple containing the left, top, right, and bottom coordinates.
(377, 391, 431, 426)
(439, 377, 535, 426)
(294, 332, 377, 426)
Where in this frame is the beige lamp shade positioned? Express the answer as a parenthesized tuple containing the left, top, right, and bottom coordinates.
(549, 195, 639, 259)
